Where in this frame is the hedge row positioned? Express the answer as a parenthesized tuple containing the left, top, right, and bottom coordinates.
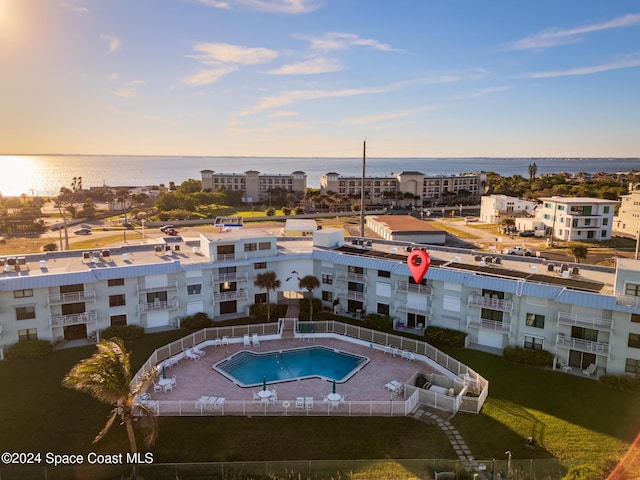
(503, 346, 554, 367)
(6, 339, 53, 359)
(599, 374, 640, 392)
(101, 325, 145, 341)
(180, 312, 213, 330)
(423, 326, 467, 347)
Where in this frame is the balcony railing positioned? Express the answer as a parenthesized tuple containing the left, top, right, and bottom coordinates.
(557, 311, 613, 332)
(466, 316, 511, 333)
(395, 281, 432, 296)
(50, 311, 98, 327)
(394, 302, 430, 317)
(213, 290, 248, 303)
(336, 289, 365, 301)
(48, 290, 96, 305)
(138, 299, 179, 313)
(336, 272, 368, 284)
(213, 272, 249, 284)
(616, 293, 640, 308)
(467, 294, 513, 312)
(137, 281, 178, 294)
(555, 334, 610, 357)
(216, 251, 273, 263)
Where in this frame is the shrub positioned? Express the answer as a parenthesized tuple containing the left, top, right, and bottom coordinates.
(424, 326, 467, 347)
(561, 464, 604, 480)
(298, 298, 322, 319)
(181, 312, 213, 330)
(249, 303, 288, 321)
(503, 346, 554, 367)
(363, 313, 393, 332)
(6, 339, 53, 359)
(599, 374, 640, 391)
(101, 325, 145, 341)
(266, 208, 276, 217)
(42, 242, 58, 252)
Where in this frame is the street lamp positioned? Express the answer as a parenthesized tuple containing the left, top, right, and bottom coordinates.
(505, 450, 512, 477)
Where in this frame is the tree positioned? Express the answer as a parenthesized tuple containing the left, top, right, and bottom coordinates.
(62, 338, 159, 459)
(298, 275, 320, 321)
(567, 244, 588, 263)
(253, 271, 281, 321)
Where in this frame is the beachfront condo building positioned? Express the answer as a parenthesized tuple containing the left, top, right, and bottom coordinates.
(200, 170, 307, 203)
(320, 171, 487, 207)
(1, 227, 639, 379)
(613, 183, 640, 239)
(538, 197, 617, 242)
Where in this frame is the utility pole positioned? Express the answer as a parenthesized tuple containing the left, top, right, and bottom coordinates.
(359, 139, 366, 237)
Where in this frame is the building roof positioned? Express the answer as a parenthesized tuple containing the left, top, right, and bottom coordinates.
(367, 215, 443, 233)
(538, 196, 618, 204)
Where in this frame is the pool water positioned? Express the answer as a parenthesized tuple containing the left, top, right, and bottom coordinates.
(213, 346, 369, 387)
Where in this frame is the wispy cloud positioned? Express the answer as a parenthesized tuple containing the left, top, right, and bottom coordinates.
(100, 34, 121, 54)
(343, 104, 440, 126)
(270, 110, 300, 117)
(522, 55, 640, 78)
(296, 32, 401, 52)
(115, 80, 145, 98)
(267, 57, 343, 75)
(451, 86, 510, 100)
(183, 66, 238, 86)
(192, 0, 322, 14)
(61, 1, 89, 13)
(509, 13, 640, 50)
(108, 73, 119, 82)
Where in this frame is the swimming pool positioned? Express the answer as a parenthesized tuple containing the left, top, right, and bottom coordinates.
(213, 346, 369, 387)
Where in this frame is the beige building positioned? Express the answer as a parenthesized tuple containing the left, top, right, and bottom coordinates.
(365, 215, 446, 244)
(538, 196, 618, 242)
(201, 170, 307, 203)
(614, 183, 640, 238)
(320, 171, 486, 207)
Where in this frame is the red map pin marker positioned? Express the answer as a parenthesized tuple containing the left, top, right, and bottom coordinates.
(407, 250, 431, 283)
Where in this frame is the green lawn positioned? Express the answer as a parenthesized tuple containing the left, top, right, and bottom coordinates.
(1, 331, 639, 476)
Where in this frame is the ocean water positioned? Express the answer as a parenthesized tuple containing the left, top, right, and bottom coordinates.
(0, 154, 637, 197)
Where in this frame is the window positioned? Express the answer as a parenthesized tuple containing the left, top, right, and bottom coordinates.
(110, 314, 127, 326)
(524, 336, 543, 350)
(604, 206, 610, 213)
(220, 300, 237, 315)
(377, 303, 390, 315)
(603, 218, 608, 226)
(254, 293, 267, 304)
(220, 281, 237, 293)
(187, 284, 202, 296)
(259, 242, 271, 250)
(377, 270, 391, 278)
(526, 313, 545, 329)
(13, 289, 33, 298)
(348, 282, 364, 293)
(631, 313, 640, 323)
(629, 333, 640, 349)
(572, 326, 598, 342)
(18, 328, 38, 341)
(407, 313, 426, 328)
(254, 262, 267, 270)
(625, 358, 640, 375)
(625, 283, 640, 297)
(348, 266, 364, 274)
(108, 278, 125, 287)
(322, 274, 333, 285)
(322, 291, 333, 302)
(109, 294, 126, 307)
(244, 243, 257, 252)
(16, 306, 36, 320)
(219, 266, 236, 274)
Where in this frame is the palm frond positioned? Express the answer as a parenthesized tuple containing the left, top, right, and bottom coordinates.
(135, 404, 159, 447)
(94, 408, 118, 444)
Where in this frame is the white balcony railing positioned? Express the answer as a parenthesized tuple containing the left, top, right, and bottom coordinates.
(467, 294, 513, 312)
(137, 281, 178, 294)
(616, 293, 640, 308)
(50, 311, 98, 327)
(335, 272, 368, 284)
(138, 299, 179, 313)
(555, 334, 610, 357)
(213, 272, 249, 284)
(394, 302, 430, 317)
(336, 289, 366, 301)
(48, 290, 96, 305)
(466, 316, 511, 333)
(557, 311, 613, 332)
(395, 281, 432, 296)
(213, 290, 248, 303)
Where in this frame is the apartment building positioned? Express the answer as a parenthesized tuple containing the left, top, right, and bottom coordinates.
(320, 171, 486, 207)
(538, 197, 617, 242)
(1, 229, 639, 377)
(200, 170, 307, 203)
(614, 183, 640, 238)
(479, 194, 538, 225)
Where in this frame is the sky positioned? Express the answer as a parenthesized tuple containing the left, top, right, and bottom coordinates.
(1, 0, 639, 158)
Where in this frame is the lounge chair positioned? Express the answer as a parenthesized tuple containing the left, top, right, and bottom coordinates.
(213, 338, 222, 347)
(185, 349, 200, 361)
(583, 363, 597, 376)
(384, 380, 403, 395)
(162, 382, 173, 392)
(305, 397, 314, 411)
(243, 334, 251, 347)
(192, 344, 207, 357)
(153, 381, 163, 393)
(252, 333, 260, 346)
(214, 397, 225, 410)
(295, 397, 305, 409)
(383, 345, 391, 355)
(253, 391, 261, 402)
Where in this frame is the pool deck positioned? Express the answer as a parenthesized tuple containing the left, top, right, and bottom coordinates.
(147, 337, 440, 405)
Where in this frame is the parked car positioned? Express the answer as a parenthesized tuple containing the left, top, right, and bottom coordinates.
(160, 224, 174, 233)
(505, 246, 532, 256)
(164, 228, 179, 236)
(519, 230, 536, 237)
(74, 228, 92, 235)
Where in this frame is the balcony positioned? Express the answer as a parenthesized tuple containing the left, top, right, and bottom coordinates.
(466, 316, 511, 333)
(336, 289, 365, 302)
(48, 290, 96, 305)
(467, 294, 513, 312)
(395, 302, 430, 317)
(213, 272, 249, 284)
(216, 251, 272, 263)
(616, 293, 640, 308)
(137, 281, 178, 294)
(50, 311, 98, 327)
(138, 299, 179, 313)
(555, 334, 610, 357)
(395, 281, 432, 296)
(213, 290, 248, 303)
(557, 311, 613, 332)
(335, 272, 367, 284)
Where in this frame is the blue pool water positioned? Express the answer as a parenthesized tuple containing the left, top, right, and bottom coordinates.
(213, 346, 369, 387)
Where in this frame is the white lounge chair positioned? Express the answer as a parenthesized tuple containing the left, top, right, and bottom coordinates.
(185, 349, 200, 361)
(383, 345, 391, 355)
(253, 391, 261, 402)
(221, 336, 229, 346)
(243, 334, 251, 347)
(192, 344, 206, 357)
(213, 338, 222, 347)
(153, 381, 163, 393)
(583, 363, 597, 376)
(384, 380, 403, 395)
(305, 397, 314, 411)
(214, 397, 225, 410)
(295, 397, 305, 409)
(252, 333, 260, 346)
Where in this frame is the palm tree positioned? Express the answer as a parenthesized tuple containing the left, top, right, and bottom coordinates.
(253, 271, 281, 321)
(62, 338, 159, 457)
(298, 275, 321, 321)
(567, 244, 588, 263)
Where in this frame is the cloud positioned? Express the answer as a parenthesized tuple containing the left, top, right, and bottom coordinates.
(182, 66, 238, 86)
(115, 80, 145, 98)
(343, 104, 441, 126)
(509, 13, 640, 50)
(192, 0, 322, 14)
(267, 57, 343, 75)
(270, 110, 300, 117)
(296, 32, 401, 52)
(108, 73, 119, 82)
(190, 42, 279, 65)
(451, 86, 510, 100)
(100, 34, 121, 54)
(522, 55, 640, 78)
(61, 1, 89, 13)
